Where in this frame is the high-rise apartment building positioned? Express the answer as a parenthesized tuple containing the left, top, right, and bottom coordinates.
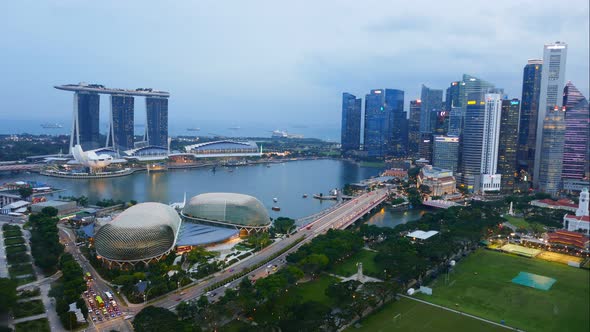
(462, 93, 502, 192)
(419, 85, 443, 134)
(364, 89, 405, 158)
(146, 97, 169, 148)
(408, 100, 422, 157)
(432, 135, 460, 173)
(537, 110, 566, 196)
(533, 41, 567, 187)
(341, 93, 362, 152)
(498, 99, 520, 191)
(562, 82, 590, 181)
(107, 95, 135, 151)
(517, 59, 543, 175)
(72, 92, 100, 151)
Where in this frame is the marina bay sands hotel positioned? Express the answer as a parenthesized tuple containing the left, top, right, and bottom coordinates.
(54, 83, 170, 153)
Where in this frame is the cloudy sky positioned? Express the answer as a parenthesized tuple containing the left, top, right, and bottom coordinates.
(1, 0, 588, 137)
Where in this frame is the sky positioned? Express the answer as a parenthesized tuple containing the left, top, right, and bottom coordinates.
(1, 0, 589, 139)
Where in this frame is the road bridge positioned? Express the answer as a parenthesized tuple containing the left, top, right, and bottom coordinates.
(422, 199, 461, 209)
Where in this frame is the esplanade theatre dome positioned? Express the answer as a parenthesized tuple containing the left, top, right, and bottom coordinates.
(94, 202, 182, 265)
(181, 193, 271, 232)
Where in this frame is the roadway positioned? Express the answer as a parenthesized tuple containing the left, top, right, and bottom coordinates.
(147, 188, 389, 311)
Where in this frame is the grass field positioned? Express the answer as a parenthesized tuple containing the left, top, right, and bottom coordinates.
(504, 216, 530, 228)
(15, 318, 51, 332)
(13, 299, 45, 318)
(348, 297, 505, 332)
(416, 249, 590, 332)
(293, 275, 339, 306)
(330, 249, 380, 278)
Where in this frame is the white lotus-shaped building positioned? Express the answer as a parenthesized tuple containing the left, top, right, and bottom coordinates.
(72, 144, 113, 169)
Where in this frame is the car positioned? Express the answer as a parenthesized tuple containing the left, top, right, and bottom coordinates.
(206, 291, 212, 296)
(224, 283, 231, 288)
(212, 292, 217, 296)
(88, 308, 92, 313)
(111, 313, 115, 317)
(92, 317, 96, 322)
(98, 317, 102, 321)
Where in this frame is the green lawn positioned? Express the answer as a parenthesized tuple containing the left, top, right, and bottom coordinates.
(330, 249, 381, 278)
(504, 216, 529, 228)
(13, 299, 45, 318)
(348, 297, 505, 332)
(9, 263, 35, 277)
(416, 249, 590, 332)
(293, 275, 340, 306)
(15, 318, 50, 332)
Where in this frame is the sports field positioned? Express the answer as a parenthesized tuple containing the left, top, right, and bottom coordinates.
(347, 297, 505, 332)
(416, 249, 590, 332)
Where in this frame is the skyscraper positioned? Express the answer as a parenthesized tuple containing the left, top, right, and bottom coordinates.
(533, 41, 567, 187)
(72, 92, 100, 151)
(107, 95, 135, 151)
(363, 89, 405, 158)
(408, 99, 422, 157)
(419, 85, 443, 134)
(498, 99, 520, 191)
(341, 93, 362, 152)
(517, 59, 543, 175)
(432, 135, 460, 173)
(562, 82, 589, 181)
(445, 81, 460, 112)
(146, 97, 169, 148)
(537, 110, 566, 196)
(461, 93, 502, 192)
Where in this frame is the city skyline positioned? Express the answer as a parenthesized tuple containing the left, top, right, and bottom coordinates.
(1, 1, 588, 134)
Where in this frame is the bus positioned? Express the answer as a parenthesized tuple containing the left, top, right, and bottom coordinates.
(85, 272, 92, 281)
(105, 291, 113, 301)
(95, 296, 104, 308)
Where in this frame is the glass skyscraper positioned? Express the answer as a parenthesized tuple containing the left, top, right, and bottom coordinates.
(445, 81, 460, 112)
(341, 93, 362, 152)
(408, 100, 422, 157)
(419, 85, 443, 134)
(432, 135, 460, 173)
(498, 99, 520, 191)
(562, 82, 589, 181)
(146, 97, 169, 148)
(363, 89, 405, 158)
(533, 41, 567, 188)
(72, 92, 100, 151)
(517, 59, 542, 175)
(538, 110, 566, 196)
(108, 95, 135, 151)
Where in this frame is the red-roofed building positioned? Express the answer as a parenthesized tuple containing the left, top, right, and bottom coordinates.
(562, 188, 590, 235)
(547, 230, 589, 249)
(531, 198, 578, 212)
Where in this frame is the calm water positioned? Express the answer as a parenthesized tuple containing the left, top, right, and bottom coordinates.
(364, 207, 427, 228)
(1, 159, 426, 226)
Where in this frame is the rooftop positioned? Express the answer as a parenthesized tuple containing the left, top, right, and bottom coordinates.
(55, 83, 169, 97)
(406, 230, 439, 240)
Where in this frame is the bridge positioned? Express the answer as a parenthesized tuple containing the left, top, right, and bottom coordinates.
(146, 188, 391, 311)
(0, 164, 41, 172)
(422, 199, 462, 209)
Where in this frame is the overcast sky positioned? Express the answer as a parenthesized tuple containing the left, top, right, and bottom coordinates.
(1, 0, 588, 133)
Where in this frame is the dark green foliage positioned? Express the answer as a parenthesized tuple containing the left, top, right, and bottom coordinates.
(0, 278, 17, 313)
(133, 306, 186, 332)
(18, 187, 33, 200)
(271, 217, 296, 234)
(287, 229, 364, 270)
(50, 254, 87, 330)
(29, 209, 63, 274)
(12, 299, 45, 318)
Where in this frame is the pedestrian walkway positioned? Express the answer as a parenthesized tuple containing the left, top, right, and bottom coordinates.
(12, 313, 47, 325)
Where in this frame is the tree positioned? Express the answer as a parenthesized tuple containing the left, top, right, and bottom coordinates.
(0, 278, 17, 313)
(18, 187, 33, 200)
(133, 306, 183, 332)
(298, 253, 329, 276)
(41, 206, 58, 217)
(271, 217, 296, 235)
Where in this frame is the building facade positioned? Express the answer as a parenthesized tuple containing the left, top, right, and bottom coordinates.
(498, 99, 520, 191)
(562, 82, 589, 181)
(108, 95, 135, 151)
(408, 99, 422, 157)
(534, 41, 567, 187)
(72, 92, 100, 151)
(146, 97, 169, 148)
(432, 135, 460, 173)
(537, 110, 566, 196)
(419, 85, 443, 134)
(517, 59, 543, 175)
(417, 165, 457, 197)
(341, 93, 362, 152)
(364, 89, 405, 158)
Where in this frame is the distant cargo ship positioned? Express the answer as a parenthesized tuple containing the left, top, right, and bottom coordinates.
(186, 128, 201, 131)
(41, 123, 63, 129)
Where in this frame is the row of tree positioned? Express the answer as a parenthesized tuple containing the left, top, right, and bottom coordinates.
(49, 254, 88, 330)
(29, 207, 64, 274)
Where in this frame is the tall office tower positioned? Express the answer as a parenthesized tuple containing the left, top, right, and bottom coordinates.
(447, 106, 463, 136)
(562, 82, 590, 181)
(432, 135, 460, 173)
(145, 97, 169, 148)
(107, 95, 135, 151)
(516, 59, 543, 175)
(498, 99, 520, 191)
(462, 93, 502, 192)
(418, 133, 433, 162)
(533, 41, 567, 187)
(408, 100, 422, 157)
(445, 81, 460, 112)
(419, 85, 443, 134)
(537, 110, 566, 196)
(341, 93, 362, 152)
(71, 92, 100, 152)
(364, 89, 405, 158)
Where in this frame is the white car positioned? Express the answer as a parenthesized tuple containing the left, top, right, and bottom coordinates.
(224, 283, 231, 288)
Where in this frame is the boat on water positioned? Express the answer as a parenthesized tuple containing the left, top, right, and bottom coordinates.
(273, 197, 278, 202)
(266, 164, 271, 168)
(186, 128, 200, 131)
(272, 206, 281, 211)
(41, 123, 63, 129)
(302, 194, 308, 198)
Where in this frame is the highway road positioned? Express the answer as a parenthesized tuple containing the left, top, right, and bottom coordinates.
(148, 188, 389, 311)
